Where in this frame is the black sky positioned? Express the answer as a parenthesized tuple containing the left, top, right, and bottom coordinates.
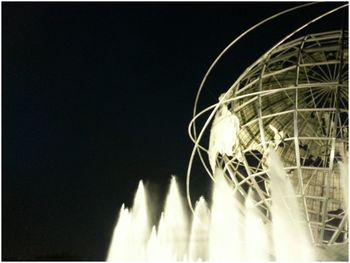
(2, 2, 347, 261)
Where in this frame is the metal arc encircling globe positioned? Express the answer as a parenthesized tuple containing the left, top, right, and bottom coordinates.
(186, 3, 348, 252)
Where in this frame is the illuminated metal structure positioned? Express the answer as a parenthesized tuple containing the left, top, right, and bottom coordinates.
(186, 2, 348, 256)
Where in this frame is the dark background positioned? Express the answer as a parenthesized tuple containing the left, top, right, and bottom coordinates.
(2, 2, 347, 261)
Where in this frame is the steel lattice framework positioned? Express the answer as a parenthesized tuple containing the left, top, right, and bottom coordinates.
(186, 3, 348, 251)
(226, 30, 348, 246)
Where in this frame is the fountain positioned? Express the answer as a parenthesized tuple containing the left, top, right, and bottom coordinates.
(108, 3, 348, 261)
(107, 146, 318, 261)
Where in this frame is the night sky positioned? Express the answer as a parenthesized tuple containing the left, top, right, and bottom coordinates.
(2, 2, 347, 261)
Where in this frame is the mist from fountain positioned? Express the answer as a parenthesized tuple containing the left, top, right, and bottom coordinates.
(267, 146, 314, 261)
(107, 148, 316, 261)
(107, 181, 149, 261)
(339, 159, 349, 214)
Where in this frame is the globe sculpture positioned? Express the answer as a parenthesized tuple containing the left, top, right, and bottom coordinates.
(224, 30, 348, 244)
(187, 4, 348, 258)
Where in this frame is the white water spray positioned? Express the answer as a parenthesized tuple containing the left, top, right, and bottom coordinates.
(267, 146, 314, 261)
(107, 148, 320, 261)
(155, 177, 189, 261)
(107, 181, 149, 261)
(339, 159, 349, 214)
(208, 168, 244, 261)
(244, 189, 270, 261)
(188, 197, 210, 261)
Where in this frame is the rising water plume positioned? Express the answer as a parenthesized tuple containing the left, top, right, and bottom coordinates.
(107, 148, 317, 261)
